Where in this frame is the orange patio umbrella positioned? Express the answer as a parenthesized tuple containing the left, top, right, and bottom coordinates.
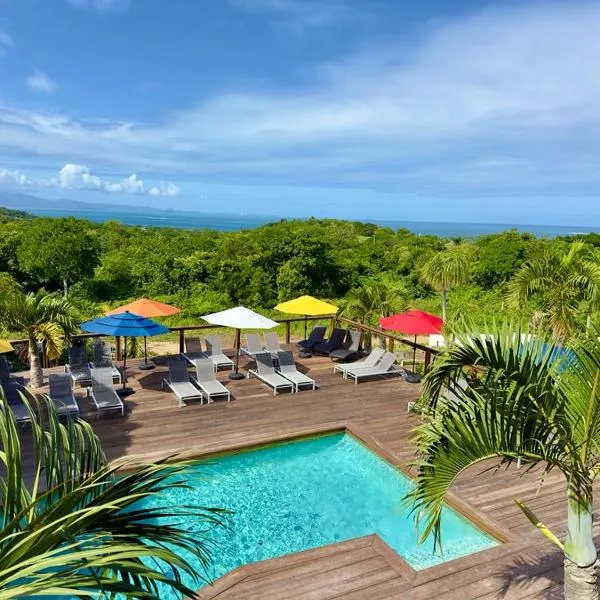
(107, 298, 180, 369)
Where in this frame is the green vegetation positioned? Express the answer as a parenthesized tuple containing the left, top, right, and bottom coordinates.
(0, 392, 225, 598)
(0, 206, 32, 221)
(506, 241, 600, 341)
(408, 328, 600, 599)
(0, 291, 79, 387)
(1, 212, 600, 341)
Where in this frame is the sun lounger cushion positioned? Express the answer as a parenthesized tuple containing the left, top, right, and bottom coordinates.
(314, 328, 348, 355)
(298, 326, 326, 349)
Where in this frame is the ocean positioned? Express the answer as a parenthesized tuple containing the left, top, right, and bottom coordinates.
(25, 207, 600, 238)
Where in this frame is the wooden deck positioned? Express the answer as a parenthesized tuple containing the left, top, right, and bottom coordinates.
(22, 349, 577, 599)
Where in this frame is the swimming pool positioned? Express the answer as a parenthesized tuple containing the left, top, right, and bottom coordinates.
(141, 432, 497, 593)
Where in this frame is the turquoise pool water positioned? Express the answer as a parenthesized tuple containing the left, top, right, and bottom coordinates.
(141, 433, 497, 593)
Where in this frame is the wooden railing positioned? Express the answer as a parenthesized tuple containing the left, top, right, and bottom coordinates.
(9, 314, 439, 372)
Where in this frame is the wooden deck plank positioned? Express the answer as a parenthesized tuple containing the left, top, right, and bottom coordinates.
(17, 348, 575, 599)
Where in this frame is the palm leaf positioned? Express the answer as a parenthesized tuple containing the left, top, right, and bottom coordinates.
(0, 392, 228, 598)
(407, 325, 576, 550)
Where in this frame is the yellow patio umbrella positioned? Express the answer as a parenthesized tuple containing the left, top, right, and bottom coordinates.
(275, 295, 338, 358)
(0, 340, 14, 354)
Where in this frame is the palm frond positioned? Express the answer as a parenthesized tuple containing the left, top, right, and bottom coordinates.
(0, 392, 227, 598)
(408, 325, 576, 550)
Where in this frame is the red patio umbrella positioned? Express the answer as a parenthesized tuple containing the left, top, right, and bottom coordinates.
(379, 310, 443, 370)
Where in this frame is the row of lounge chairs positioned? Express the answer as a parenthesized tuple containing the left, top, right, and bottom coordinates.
(1, 359, 124, 424)
(163, 358, 231, 407)
(163, 348, 317, 404)
(65, 341, 122, 386)
(241, 332, 282, 361)
(299, 327, 361, 361)
(248, 351, 316, 394)
(182, 336, 235, 371)
(334, 348, 404, 384)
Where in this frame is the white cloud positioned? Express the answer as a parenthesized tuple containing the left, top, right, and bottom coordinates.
(0, 169, 31, 187)
(25, 70, 57, 94)
(149, 181, 180, 197)
(2, 2, 600, 198)
(52, 163, 103, 190)
(105, 173, 145, 194)
(45, 163, 179, 196)
(67, 0, 130, 12)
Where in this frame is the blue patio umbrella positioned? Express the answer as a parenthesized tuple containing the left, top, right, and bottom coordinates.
(80, 311, 170, 395)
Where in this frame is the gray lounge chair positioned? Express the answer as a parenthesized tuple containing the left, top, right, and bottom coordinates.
(48, 373, 80, 418)
(90, 340, 122, 383)
(248, 352, 294, 396)
(329, 330, 361, 361)
(240, 333, 264, 358)
(313, 328, 348, 356)
(334, 347, 385, 377)
(65, 344, 91, 386)
(163, 359, 203, 407)
(204, 335, 234, 371)
(89, 367, 125, 417)
(2, 383, 31, 424)
(298, 326, 326, 350)
(190, 358, 231, 402)
(0, 356, 25, 386)
(276, 351, 316, 392)
(181, 337, 207, 365)
(344, 352, 403, 385)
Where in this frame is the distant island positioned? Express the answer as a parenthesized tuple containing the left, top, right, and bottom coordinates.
(2, 192, 600, 237)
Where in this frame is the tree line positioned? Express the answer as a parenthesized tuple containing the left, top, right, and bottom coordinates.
(2, 211, 600, 340)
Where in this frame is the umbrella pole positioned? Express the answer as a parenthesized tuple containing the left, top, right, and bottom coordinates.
(117, 336, 135, 396)
(139, 336, 154, 370)
(412, 335, 417, 371)
(230, 328, 245, 380)
(123, 337, 127, 389)
(299, 315, 312, 359)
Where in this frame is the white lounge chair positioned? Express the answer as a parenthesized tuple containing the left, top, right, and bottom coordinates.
(88, 367, 125, 417)
(240, 333, 264, 358)
(248, 352, 294, 396)
(190, 359, 231, 403)
(204, 335, 234, 371)
(334, 347, 385, 377)
(276, 351, 316, 392)
(163, 359, 204, 407)
(263, 332, 281, 355)
(344, 352, 403, 385)
(181, 337, 207, 365)
(48, 373, 80, 418)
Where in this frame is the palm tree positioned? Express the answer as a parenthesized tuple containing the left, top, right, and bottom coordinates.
(506, 241, 600, 341)
(407, 327, 600, 599)
(342, 282, 405, 349)
(0, 391, 225, 597)
(0, 290, 79, 388)
(421, 246, 470, 322)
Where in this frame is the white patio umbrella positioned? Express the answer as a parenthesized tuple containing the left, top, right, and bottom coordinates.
(201, 306, 279, 380)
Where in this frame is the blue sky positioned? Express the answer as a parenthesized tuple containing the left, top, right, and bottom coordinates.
(0, 0, 599, 224)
